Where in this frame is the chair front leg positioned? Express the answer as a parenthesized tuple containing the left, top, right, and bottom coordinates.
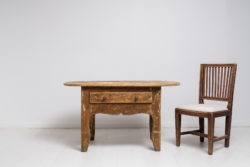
(208, 115, 215, 155)
(199, 117, 204, 142)
(175, 111, 181, 146)
(225, 114, 232, 147)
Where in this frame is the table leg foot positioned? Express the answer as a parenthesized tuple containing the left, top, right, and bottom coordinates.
(81, 146, 88, 152)
(154, 148, 161, 151)
(152, 132, 161, 151)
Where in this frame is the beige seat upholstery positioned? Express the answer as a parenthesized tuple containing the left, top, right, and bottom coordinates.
(177, 104, 228, 112)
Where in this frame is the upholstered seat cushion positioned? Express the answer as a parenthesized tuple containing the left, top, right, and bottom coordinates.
(177, 104, 228, 112)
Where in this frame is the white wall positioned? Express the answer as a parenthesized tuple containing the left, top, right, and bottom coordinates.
(0, 0, 249, 128)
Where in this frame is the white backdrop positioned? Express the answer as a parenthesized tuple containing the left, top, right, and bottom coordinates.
(0, 0, 249, 128)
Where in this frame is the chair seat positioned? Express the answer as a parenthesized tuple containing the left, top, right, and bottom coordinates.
(177, 104, 228, 112)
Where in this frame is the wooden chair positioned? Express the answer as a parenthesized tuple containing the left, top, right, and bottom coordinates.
(175, 64, 237, 155)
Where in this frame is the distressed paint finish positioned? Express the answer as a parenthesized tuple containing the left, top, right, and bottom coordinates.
(65, 81, 179, 152)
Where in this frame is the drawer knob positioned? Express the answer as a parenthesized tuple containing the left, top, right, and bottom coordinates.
(134, 96, 138, 102)
(102, 96, 107, 102)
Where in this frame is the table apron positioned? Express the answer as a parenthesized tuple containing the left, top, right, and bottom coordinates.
(90, 103, 153, 115)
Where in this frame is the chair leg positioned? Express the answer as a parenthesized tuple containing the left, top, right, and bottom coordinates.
(175, 111, 181, 147)
(199, 117, 204, 142)
(208, 115, 215, 155)
(225, 114, 232, 147)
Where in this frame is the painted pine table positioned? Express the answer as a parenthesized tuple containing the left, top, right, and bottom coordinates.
(64, 81, 180, 152)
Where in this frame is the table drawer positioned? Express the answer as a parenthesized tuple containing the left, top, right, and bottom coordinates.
(90, 92, 152, 104)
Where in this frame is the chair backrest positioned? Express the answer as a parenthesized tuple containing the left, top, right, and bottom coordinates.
(199, 64, 237, 111)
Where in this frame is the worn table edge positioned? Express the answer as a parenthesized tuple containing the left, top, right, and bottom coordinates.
(63, 81, 180, 87)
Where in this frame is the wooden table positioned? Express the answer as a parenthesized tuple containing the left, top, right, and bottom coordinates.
(64, 81, 180, 152)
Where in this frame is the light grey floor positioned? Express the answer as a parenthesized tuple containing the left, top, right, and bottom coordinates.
(0, 127, 249, 167)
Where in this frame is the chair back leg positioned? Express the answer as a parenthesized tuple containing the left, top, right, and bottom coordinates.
(199, 117, 204, 142)
(225, 114, 232, 147)
(175, 111, 181, 146)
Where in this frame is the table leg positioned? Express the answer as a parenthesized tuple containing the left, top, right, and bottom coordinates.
(149, 115, 153, 140)
(90, 114, 95, 140)
(152, 87, 161, 151)
(81, 87, 91, 152)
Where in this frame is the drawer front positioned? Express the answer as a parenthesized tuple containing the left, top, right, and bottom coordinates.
(90, 92, 152, 104)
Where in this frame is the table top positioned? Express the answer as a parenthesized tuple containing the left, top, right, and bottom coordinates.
(64, 81, 180, 87)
